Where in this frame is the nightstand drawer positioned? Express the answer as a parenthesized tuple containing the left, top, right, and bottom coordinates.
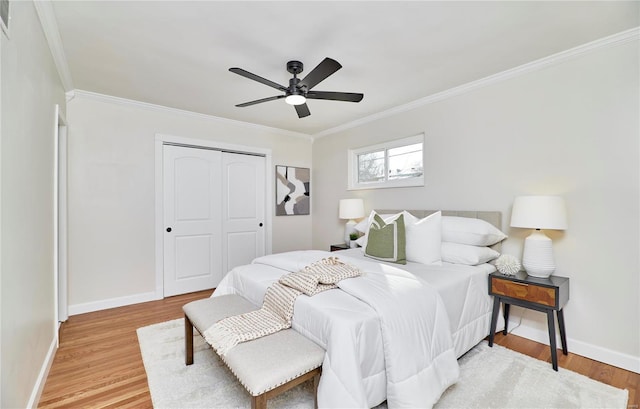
(491, 277, 556, 307)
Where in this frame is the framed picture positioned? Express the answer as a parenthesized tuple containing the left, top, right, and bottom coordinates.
(275, 166, 310, 216)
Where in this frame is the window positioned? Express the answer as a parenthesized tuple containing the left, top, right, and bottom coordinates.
(348, 134, 424, 190)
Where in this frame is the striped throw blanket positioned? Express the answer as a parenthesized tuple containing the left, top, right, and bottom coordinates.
(204, 257, 361, 355)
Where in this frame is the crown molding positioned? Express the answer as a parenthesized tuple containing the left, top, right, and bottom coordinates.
(313, 27, 640, 139)
(33, 0, 74, 91)
(72, 90, 314, 141)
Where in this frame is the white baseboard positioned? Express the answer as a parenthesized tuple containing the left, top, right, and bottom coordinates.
(511, 322, 640, 374)
(27, 336, 57, 408)
(68, 291, 161, 316)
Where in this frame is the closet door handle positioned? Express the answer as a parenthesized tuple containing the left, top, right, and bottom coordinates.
(259, 223, 263, 227)
(166, 227, 172, 232)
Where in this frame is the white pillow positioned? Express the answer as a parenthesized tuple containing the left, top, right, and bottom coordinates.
(356, 211, 402, 250)
(441, 242, 500, 265)
(441, 216, 507, 246)
(401, 210, 419, 225)
(405, 211, 442, 265)
(354, 218, 369, 233)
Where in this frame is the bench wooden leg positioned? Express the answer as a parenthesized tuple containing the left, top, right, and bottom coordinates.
(248, 367, 322, 409)
(185, 314, 194, 366)
(313, 370, 321, 409)
(251, 394, 267, 409)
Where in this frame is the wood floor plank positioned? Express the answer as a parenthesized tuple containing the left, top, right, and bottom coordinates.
(39, 291, 639, 408)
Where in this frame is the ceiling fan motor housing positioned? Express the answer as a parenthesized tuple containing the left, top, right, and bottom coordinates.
(287, 61, 305, 96)
(288, 78, 304, 96)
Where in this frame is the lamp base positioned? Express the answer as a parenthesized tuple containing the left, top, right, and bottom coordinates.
(522, 230, 556, 278)
(344, 220, 357, 243)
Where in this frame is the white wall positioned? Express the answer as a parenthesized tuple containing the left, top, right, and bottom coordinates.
(312, 39, 639, 371)
(0, 2, 66, 407)
(66, 94, 313, 312)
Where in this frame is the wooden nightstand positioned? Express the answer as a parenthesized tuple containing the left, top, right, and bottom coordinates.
(488, 271, 570, 371)
(330, 243, 349, 252)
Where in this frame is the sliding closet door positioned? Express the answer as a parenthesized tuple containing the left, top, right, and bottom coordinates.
(163, 145, 222, 296)
(222, 152, 266, 273)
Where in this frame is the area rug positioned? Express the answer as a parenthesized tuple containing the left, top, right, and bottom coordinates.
(137, 319, 628, 408)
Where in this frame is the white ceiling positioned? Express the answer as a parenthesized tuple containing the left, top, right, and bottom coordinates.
(51, 1, 639, 136)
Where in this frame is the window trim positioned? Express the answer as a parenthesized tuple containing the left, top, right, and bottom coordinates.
(347, 134, 425, 190)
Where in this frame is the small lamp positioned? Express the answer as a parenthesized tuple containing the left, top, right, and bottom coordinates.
(510, 195, 567, 278)
(339, 198, 364, 243)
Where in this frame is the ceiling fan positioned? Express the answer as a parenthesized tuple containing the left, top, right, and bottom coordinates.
(229, 58, 364, 118)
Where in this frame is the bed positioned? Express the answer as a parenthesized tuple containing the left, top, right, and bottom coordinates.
(212, 210, 505, 408)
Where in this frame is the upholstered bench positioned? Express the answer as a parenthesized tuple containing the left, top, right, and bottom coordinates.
(183, 294, 325, 409)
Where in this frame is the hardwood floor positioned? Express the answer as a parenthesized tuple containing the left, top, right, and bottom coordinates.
(39, 291, 639, 408)
(38, 290, 212, 409)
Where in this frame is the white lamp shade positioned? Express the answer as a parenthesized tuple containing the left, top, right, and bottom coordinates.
(510, 195, 568, 230)
(339, 199, 364, 243)
(339, 199, 364, 220)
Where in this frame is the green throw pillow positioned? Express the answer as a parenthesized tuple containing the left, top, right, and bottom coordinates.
(365, 213, 406, 264)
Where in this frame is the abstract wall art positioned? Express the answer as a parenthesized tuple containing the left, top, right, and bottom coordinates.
(275, 166, 310, 216)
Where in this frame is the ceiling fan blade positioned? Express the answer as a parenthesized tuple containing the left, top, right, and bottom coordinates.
(294, 103, 311, 118)
(236, 95, 285, 107)
(306, 91, 364, 103)
(298, 58, 342, 90)
(229, 68, 287, 92)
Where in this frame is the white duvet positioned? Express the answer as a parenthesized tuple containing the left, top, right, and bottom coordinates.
(213, 250, 459, 408)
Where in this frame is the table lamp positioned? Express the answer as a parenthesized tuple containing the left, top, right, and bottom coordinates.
(339, 198, 364, 243)
(510, 195, 567, 278)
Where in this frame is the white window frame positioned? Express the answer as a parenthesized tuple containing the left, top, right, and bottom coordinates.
(347, 134, 424, 190)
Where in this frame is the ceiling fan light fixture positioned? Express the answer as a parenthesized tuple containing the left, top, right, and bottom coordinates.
(285, 94, 306, 106)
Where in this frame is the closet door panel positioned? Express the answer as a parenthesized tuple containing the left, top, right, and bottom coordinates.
(163, 145, 222, 296)
(222, 153, 266, 274)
